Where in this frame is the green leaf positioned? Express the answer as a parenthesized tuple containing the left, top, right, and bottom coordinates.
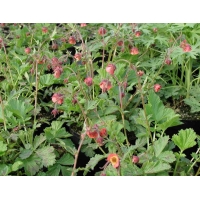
(60, 166, 72, 176)
(172, 129, 197, 152)
(143, 161, 171, 174)
(33, 134, 46, 150)
(57, 153, 74, 166)
(121, 163, 143, 176)
(12, 161, 23, 171)
(0, 164, 9, 176)
(23, 154, 41, 176)
(153, 136, 169, 157)
(19, 149, 33, 159)
(85, 100, 98, 111)
(6, 99, 34, 120)
(0, 141, 7, 156)
(46, 164, 61, 176)
(84, 154, 107, 175)
(36, 146, 56, 167)
(158, 151, 176, 163)
(39, 74, 55, 89)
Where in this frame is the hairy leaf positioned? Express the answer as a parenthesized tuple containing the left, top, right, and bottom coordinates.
(172, 128, 197, 152)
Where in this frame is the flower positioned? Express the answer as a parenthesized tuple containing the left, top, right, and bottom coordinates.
(53, 66, 63, 78)
(137, 70, 144, 77)
(80, 23, 87, 27)
(100, 128, 107, 137)
(51, 109, 59, 117)
(84, 77, 93, 86)
(183, 44, 192, 52)
(100, 80, 112, 92)
(135, 30, 142, 37)
(180, 40, 192, 52)
(86, 130, 98, 138)
(74, 53, 82, 61)
(132, 155, 139, 164)
(106, 64, 116, 75)
(107, 153, 120, 168)
(130, 47, 139, 55)
(96, 137, 104, 146)
(52, 93, 64, 105)
(154, 84, 161, 92)
(98, 27, 106, 36)
(42, 27, 48, 33)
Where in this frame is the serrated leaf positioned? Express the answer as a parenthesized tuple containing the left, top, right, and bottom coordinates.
(84, 154, 107, 175)
(0, 164, 9, 176)
(36, 146, 56, 167)
(12, 161, 23, 171)
(46, 164, 61, 176)
(57, 153, 74, 166)
(85, 100, 98, 111)
(19, 149, 33, 159)
(23, 154, 41, 176)
(144, 161, 171, 174)
(0, 141, 7, 156)
(60, 166, 72, 176)
(39, 74, 55, 89)
(153, 136, 169, 157)
(158, 151, 176, 163)
(172, 128, 197, 152)
(121, 163, 143, 176)
(33, 134, 46, 150)
(6, 99, 34, 120)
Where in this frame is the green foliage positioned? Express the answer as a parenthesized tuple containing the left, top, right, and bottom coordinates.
(172, 128, 197, 152)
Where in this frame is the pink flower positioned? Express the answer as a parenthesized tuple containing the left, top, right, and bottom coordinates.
(154, 84, 161, 92)
(74, 53, 82, 61)
(51, 109, 59, 117)
(98, 27, 106, 36)
(53, 66, 63, 78)
(107, 153, 120, 168)
(52, 93, 64, 105)
(100, 80, 112, 92)
(130, 47, 139, 55)
(106, 64, 116, 75)
(80, 23, 87, 27)
(84, 77, 93, 86)
(137, 70, 144, 77)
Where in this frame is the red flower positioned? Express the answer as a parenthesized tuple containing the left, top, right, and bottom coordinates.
(86, 130, 98, 138)
(183, 44, 192, 52)
(100, 128, 107, 137)
(68, 36, 76, 45)
(180, 40, 192, 52)
(106, 64, 116, 75)
(51, 109, 59, 117)
(74, 53, 82, 61)
(25, 47, 31, 54)
(80, 23, 87, 27)
(100, 80, 112, 92)
(53, 66, 63, 78)
(84, 77, 93, 86)
(130, 47, 139, 55)
(137, 70, 144, 77)
(98, 27, 107, 36)
(117, 40, 124, 46)
(52, 93, 64, 105)
(165, 58, 172, 65)
(135, 30, 142, 37)
(132, 155, 139, 164)
(154, 84, 161, 92)
(107, 153, 120, 168)
(42, 27, 48, 33)
(96, 137, 104, 146)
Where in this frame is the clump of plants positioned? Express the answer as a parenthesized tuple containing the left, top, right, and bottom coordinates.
(0, 23, 200, 176)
